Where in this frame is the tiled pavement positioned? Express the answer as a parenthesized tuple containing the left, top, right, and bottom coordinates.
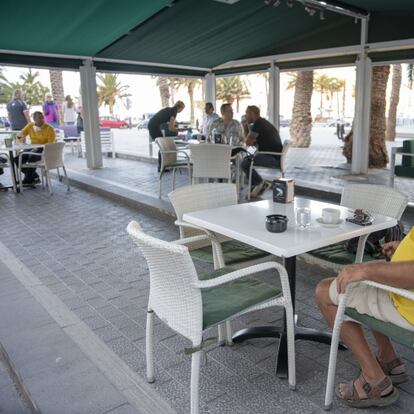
(60, 143, 414, 204)
(1, 185, 414, 413)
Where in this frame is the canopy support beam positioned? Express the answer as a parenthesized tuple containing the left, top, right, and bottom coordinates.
(352, 17, 371, 174)
(268, 62, 280, 129)
(80, 60, 102, 169)
(204, 73, 216, 109)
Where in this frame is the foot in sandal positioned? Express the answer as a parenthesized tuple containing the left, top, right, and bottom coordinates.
(377, 356, 409, 385)
(336, 373, 399, 408)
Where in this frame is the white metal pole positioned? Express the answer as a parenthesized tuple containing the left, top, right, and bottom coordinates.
(204, 73, 216, 109)
(268, 62, 280, 129)
(352, 17, 371, 174)
(80, 60, 102, 169)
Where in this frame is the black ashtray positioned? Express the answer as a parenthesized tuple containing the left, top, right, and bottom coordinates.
(265, 214, 288, 233)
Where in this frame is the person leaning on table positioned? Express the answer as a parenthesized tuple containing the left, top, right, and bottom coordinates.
(315, 227, 414, 408)
(15, 111, 56, 186)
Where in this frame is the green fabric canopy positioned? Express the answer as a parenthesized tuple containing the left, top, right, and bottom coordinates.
(0, 0, 413, 73)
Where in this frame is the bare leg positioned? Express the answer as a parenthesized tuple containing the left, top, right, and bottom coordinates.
(372, 330, 398, 364)
(315, 278, 392, 398)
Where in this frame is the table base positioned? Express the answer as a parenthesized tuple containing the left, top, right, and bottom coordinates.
(232, 321, 346, 378)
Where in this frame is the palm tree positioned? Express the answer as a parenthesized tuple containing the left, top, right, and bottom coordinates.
(0, 68, 49, 106)
(154, 76, 170, 107)
(408, 64, 413, 90)
(328, 78, 346, 118)
(97, 73, 131, 114)
(169, 78, 201, 124)
(313, 74, 332, 119)
(386, 64, 402, 141)
(216, 77, 250, 112)
(343, 66, 390, 168)
(289, 71, 314, 147)
(49, 70, 65, 124)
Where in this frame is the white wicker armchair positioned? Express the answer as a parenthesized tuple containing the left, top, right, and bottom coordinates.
(247, 140, 290, 200)
(155, 137, 191, 198)
(324, 281, 414, 410)
(303, 184, 408, 271)
(189, 143, 232, 184)
(18, 142, 69, 195)
(127, 220, 296, 414)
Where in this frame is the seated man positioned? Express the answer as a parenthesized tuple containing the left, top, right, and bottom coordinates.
(207, 103, 244, 147)
(315, 227, 414, 408)
(15, 111, 56, 185)
(241, 105, 283, 197)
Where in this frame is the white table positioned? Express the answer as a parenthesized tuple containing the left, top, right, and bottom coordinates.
(183, 197, 397, 377)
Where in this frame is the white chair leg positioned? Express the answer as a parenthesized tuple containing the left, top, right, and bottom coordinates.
(62, 166, 70, 191)
(225, 321, 233, 346)
(324, 293, 348, 410)
(146, 310, 155, 383)
(172, 168, 177, 190)
(41, 169, 45, 189)
(190, 349, 202, 414)
(218, 324, 225, 345)
(247, 162, 254, 200)
(57, 167, 62, 182)
(45, 170, 53, 195)
(285, 304, 296, 390)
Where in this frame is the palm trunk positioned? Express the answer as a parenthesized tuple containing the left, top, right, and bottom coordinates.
(158, 77, 170, 107)
(343, 66, 390, 167)
(290, 71, 314, 147)
(386, 64, 402, 141)
(188, 83, 194, 125)
(49, 70, 65, 125)
(342, 83, 346, 117)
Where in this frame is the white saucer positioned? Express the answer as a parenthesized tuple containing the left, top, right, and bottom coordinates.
(316, 217, 343, 228)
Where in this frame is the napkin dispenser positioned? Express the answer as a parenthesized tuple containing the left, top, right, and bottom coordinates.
(273, 178, 294, 203)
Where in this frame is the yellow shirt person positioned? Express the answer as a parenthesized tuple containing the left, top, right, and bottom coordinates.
(391, 227, 414, 324)
(21, 122, 56, 145)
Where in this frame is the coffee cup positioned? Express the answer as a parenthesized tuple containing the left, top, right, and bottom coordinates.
(321, 208, 341, 224)
(4, 138, 12, 148)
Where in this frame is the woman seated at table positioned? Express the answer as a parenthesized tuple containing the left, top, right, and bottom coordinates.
(15, 111, 56, 185)
(207, 103, 244, 150)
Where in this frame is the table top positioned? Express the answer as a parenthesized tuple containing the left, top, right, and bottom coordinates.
(0, 143, 44, 151)
(183, 198, 397, 258)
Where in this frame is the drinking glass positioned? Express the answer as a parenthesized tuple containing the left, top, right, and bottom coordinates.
(295, 207, 311, 228)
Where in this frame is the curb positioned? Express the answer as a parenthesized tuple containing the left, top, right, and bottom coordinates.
(0, 343, 40, 414)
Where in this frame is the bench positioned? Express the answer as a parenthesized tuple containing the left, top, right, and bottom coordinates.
(80, 128, 115, 158)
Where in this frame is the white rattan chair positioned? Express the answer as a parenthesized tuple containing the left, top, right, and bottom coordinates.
(0, 151, 17, 192)
(247, 140, 291, 200)
(303, 184, 408, 271)
(189, 143, 232, 184)
(127, 220, 296, 414)
(18, 142, 70, 195)
(155, 137, 191, 198)
(324, 281, 414, 410)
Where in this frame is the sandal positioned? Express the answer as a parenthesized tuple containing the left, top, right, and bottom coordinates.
(377, 356, 409, 385)
(336, 373, 399, 408)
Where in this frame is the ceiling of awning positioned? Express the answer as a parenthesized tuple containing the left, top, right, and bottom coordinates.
(0, 0, 413, 74)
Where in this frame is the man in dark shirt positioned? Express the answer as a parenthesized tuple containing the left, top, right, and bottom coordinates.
(148, 101, 185, 140)
(242, 105, 283, 197)
(7, 90, 30, 131)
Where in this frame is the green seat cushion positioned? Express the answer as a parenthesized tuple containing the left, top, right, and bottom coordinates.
(345, 307, 414, 348)
(201, 272, 280, 329)
(308, 242, 381, 265)
(395, 165, 414, 178)
(190, 240, 269, 266)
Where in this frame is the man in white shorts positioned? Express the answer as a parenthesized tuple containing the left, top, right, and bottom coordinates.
(315, 227, 414, 408)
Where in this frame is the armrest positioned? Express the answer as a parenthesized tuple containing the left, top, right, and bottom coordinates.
(361, 280, 414, 301)
(175, 220, 220, 240)
(255, 151, 283, 157)
(194, 261, 291, 299)
(172, 234, 213, 246)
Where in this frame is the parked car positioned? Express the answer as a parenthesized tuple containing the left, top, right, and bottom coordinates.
(99, 116, 129, 129)
(136, 112, 155, 129)
(0, 117, 10, 129)
(279, 118, 291, 128)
